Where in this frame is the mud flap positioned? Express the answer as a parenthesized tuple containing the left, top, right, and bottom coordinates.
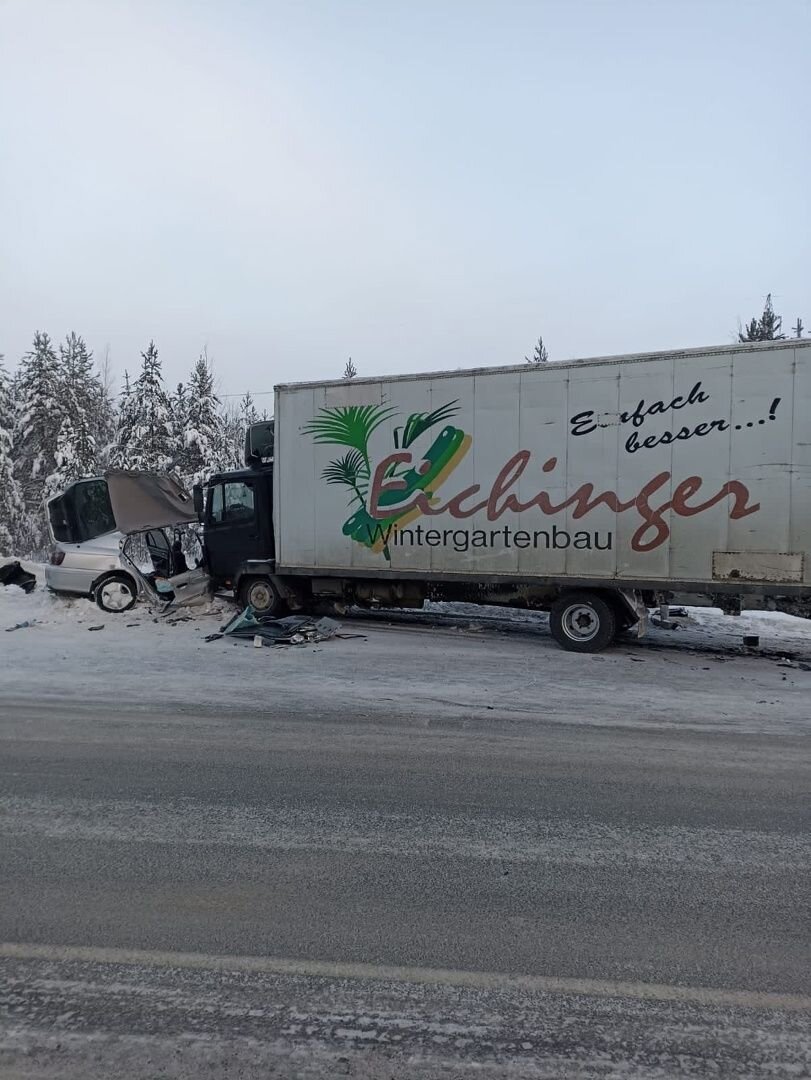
(618, 589, 649, 639)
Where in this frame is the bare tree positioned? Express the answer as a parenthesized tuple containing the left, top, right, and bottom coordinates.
(525, 336, 549, 364)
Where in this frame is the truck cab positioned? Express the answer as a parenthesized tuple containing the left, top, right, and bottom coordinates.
(201, 465, 278, 610)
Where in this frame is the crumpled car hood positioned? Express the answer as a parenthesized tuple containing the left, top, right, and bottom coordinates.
(104, 470, 198, 532)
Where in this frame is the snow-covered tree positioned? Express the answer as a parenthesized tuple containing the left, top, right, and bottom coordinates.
(14, 331, 63, 550)
(0, 357, 24, 555)
(181, 352, 225, 487)
(220, 402, 245, 471)
(44, 332, 100, 496)
(125, 341, 174, 471)
(738, 294, 786, 342)
(109, 370, 137, 468)
(93, 345, 118, 464)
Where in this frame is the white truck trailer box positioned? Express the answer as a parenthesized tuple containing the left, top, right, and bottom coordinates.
(274, 340, 811, 648)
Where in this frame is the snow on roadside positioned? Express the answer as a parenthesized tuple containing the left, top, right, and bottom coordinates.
(2, 560, 811, 738)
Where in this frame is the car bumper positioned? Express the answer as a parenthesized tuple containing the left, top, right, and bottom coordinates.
(44, 565, 96, 595)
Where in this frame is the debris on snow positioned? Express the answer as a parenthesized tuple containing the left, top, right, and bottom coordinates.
(220, 607, 350, 648)
(0, 560, 36, 594)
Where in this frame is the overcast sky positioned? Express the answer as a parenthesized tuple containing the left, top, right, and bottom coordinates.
(1, 0, 808, 399)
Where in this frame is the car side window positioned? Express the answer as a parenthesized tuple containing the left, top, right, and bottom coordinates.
(223, 482, 255, 523)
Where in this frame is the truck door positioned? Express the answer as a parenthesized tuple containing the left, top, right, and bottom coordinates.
(204, 478, 263, 583)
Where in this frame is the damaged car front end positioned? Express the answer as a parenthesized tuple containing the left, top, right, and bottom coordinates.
(104, 470, 213, 611)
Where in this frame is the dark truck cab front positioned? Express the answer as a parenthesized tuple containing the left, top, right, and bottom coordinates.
(199, 464, 280, 612)
(193, 418, 286, 613)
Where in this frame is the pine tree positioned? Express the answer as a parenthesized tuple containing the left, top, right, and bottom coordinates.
(221, 401, 245, 471)
(14, 331, 63, 550)
(109, 370, 137, 468)
(0, 357, 24, 555)
(738, 294, 786, 342)
(170, 381, 189, 470)
(44, 332, 100, 496)
(525, 336, 549, 364)
(343, 357, 357, 379)
(126, 341, 174, 471)
(240, 391, 259, 428)
(93, 346, 118, 464)
(183, 351, 225, 487)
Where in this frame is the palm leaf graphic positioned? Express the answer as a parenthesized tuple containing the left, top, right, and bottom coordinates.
(303, 404, 397, 471)
(398, 400, 459, 448)
(322, 450, 367, 504)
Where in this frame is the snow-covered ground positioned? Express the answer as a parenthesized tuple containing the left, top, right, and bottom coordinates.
(2, 562, 811, 736)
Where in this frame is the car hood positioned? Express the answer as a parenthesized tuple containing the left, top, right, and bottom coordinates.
(104, 470, 198, 532)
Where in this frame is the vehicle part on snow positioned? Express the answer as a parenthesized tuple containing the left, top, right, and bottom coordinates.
(0, 561, 37, 594)
(220, 607, 346, 647)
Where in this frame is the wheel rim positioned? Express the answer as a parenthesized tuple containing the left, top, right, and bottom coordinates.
(100, 581, 134, 611)
(248, 582, 272, 611)
(560, 603, 600, 643)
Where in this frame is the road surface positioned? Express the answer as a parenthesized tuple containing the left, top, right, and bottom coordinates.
(0, 592, 810, 1077)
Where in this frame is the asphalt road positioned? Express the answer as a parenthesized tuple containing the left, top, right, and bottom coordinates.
(1, 619, 810, 1078)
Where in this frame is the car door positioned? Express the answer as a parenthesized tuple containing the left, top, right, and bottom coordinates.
(204, 479, 262, 582)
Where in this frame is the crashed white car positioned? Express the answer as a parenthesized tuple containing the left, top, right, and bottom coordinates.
(46, 474, 211, 613)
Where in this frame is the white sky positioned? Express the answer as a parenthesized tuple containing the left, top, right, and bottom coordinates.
(1, 0, 808, 399)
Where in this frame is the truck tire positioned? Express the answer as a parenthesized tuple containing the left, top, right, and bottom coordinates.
(94, 572, 138, 614)
(549, 591, 617, 652)
(238, 575, 285, 616)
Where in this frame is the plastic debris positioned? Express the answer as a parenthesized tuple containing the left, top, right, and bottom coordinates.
(219, 607, 351, 648)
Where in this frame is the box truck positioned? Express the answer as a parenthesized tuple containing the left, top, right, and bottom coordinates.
(99, 339, 811, 651)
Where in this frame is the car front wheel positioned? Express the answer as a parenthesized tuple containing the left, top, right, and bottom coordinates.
(95, 573, 138, 613)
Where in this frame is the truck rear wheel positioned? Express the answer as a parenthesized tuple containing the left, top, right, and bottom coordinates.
(549, 591, 617, 652)
(238, 575, 285, 616)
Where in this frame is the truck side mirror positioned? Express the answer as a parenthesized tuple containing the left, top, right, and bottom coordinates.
(192, 484, 204, 522)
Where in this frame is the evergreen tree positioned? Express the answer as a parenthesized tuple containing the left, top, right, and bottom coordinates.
(182, 352, 225, 486)
(109, 370, 137, 468)
(525, 335, 549, 364)
(221, 401, 246, 471)
(240, 391, 259, 428)
(738, 294, 786, 342)
(93, 346, 118, 464)
(170, 380, 189, 470)
(343, 357, 357, 379)
(14, 331, 63, 550)
(0, 357, 24, 555)
(44, 332, 100, 495)
(126, 341, 174, 471)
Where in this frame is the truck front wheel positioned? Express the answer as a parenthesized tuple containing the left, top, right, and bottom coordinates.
(549, 591, 617, 652)
(238, 576, 285, 616)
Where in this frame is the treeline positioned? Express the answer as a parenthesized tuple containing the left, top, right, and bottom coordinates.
(0, 333, 265, 556)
